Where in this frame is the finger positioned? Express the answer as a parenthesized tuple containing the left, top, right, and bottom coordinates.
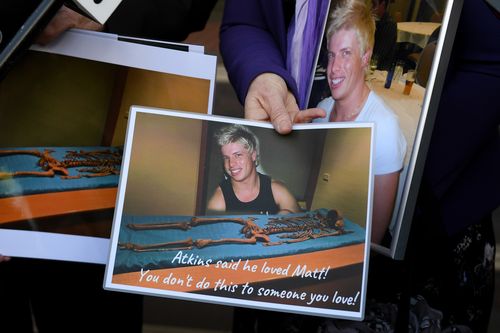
(0, 255, 11, 263)
(36, 24, 68, 45)
(36, 5, 102, 45)
(293, 107, 327, 123)
(268, 94, 294, 134)
(244, 94, 273, 121)
(36, 6, 72, 45)
(245, 73, 297, 134)
(245, 83, 294, 134)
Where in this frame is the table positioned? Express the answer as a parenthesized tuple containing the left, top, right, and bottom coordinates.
(397, 22, 440, 48)
(366, 70, 425, 165)
(0, 188, 117, 225)
(0, 147, 121, 225)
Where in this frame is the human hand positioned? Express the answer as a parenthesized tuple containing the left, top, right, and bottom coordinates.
(36, 5, 103, 45)
(245, 73, 326, 134)
(0, 255, 11, 263)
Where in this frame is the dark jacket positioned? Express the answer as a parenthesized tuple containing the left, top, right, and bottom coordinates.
(107, 0, 218, 42)
(420, 0, 500, 235)
(220, 0, 298, 104)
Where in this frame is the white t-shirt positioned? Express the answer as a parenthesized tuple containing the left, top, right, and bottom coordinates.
(315, 92, 407, 175)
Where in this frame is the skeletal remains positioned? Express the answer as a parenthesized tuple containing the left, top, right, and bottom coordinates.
(119, 209, 352, 251)
(0, 149, 121, 179)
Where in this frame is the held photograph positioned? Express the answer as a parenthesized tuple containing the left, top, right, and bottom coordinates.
(305, 0, 462, 258)
(104, 107, 374, 320)
(0, 29, 216, 263)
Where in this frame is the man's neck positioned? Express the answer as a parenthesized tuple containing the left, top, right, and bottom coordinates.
(231, 171, 261, 202)
(333, 84, 370, 121)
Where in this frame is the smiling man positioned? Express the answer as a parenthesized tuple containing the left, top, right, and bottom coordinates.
(315, 0, 406, 244)
(207, 124, 300, 215)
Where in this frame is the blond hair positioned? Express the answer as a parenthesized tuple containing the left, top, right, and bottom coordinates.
(216, 124, 260, 165)
(326, 0, 375, 56)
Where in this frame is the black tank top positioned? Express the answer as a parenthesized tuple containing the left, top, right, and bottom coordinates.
(219, 173, 279, 215)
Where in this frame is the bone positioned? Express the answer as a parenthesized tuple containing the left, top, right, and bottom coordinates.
(127, 222, 191, 231)
(118, 238, 194, 252)
(0, 148, 120, 180)
(194, 237, 257, 248)
(190, 217, 249, 226)
(120, 209, 351, 251)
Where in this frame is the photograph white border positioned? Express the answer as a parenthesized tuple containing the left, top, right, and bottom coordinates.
(0, 29, 217, 264)
(104, 105, 374, 320)
(375, 0, 463, 259)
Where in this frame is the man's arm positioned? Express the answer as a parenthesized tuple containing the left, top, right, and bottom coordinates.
(271, 180, 301, 214)
(221, 0, 325, 133)
(220, 0, 296, 104)
(371, 172, 399, 244)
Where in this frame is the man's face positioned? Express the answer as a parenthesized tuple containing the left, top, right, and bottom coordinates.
(221, 142, 257, 182)
(327, 28, 369, 102)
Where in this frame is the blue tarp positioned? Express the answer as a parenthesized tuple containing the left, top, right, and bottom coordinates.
(114, 208, 366, 274)
(0, 147, 121, 198)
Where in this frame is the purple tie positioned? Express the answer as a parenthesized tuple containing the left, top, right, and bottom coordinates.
(288, 0, 309, 87)
(287, 0, 330, 109)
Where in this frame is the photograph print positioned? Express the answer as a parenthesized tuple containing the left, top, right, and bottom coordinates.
(105, 106, 374, 320)
(306, 0, 462, 258)
(0, 29, 216, 263)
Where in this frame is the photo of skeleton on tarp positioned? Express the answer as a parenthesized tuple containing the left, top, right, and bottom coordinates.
(0, 29, 217, 263)
(104, 107, 374, 320)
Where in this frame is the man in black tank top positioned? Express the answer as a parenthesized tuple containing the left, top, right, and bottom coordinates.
(207, 124, 300, 215)
(219, 172, 279, 214)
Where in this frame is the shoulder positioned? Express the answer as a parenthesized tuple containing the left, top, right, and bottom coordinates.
(364, 93, 407, 173)
(367, 91, 389, 109)
(207, 186, 226, 212)
(364, 92, 404, 140)
(270, 178, 287, 189)
(261, 174, 289, 194)
(270, 179, 301, 213)
(270, 179, 293, 196)
(362, 92, 399, 123)
(314, 97, 334, 123)
(317, 96, 334, 110)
